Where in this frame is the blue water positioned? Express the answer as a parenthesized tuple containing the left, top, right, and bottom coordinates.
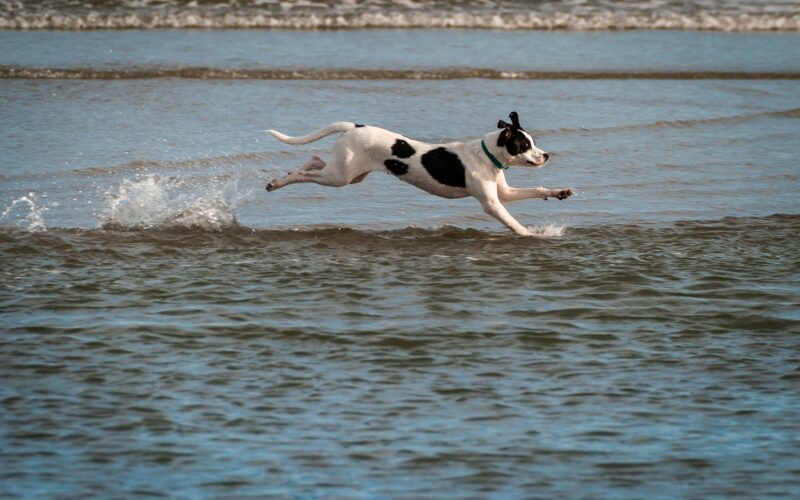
(1, 27, 800, 499)
(2, 30, 800, 72)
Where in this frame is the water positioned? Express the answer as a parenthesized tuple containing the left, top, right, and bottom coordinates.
(2, 5, 800, 498)
(2, 218, 799, 497)
(1, 0, 799, 30)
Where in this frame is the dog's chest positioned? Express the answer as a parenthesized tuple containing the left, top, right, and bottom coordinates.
(399, 164, 470, 198)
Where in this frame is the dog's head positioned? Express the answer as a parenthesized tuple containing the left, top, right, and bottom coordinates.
(492, 111, 549, 168)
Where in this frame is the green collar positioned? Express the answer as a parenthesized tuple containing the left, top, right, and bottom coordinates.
(481, 139, 507, 170)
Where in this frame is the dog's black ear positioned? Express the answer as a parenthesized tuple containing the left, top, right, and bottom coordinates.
(497, 119, 511, 129)
(509, 111, 521, 129)
(497, 127, 513, 146)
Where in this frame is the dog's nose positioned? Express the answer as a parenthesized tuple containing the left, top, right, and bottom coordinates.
(543, 153, 550, 161)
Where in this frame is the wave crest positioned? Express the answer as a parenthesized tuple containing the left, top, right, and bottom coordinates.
(3, 67, 799, 81)
(1, 3, 798, 31)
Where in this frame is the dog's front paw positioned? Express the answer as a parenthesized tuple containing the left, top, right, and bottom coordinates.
(266, 179, 278, 192)
(553, 188, 572, 200)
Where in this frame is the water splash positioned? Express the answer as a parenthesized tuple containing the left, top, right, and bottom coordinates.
(0, 193, 48, 232)
(528, 224, 566, 238)
(100, 174, 241, 231)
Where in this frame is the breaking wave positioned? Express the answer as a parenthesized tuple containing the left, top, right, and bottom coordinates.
(3, 67, 800, 81)
(0, 0, 798, 31)
(1, 214, 795, 244)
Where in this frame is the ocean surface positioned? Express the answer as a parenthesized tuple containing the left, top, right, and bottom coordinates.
(2, 1, 800, 497)
(2, 0, 800, 30)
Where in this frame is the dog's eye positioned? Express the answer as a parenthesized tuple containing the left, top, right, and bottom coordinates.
(511, 136, 531, 156)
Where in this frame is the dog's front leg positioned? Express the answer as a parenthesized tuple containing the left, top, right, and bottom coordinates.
(497, 173, 572, 202)
(500, 186, 573, 202)
(478, 193, 532, 237)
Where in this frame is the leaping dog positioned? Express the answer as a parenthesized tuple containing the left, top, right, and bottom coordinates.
(266, 111, 572, 236)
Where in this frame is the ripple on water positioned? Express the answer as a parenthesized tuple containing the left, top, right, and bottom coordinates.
(1, 214, 799, 497)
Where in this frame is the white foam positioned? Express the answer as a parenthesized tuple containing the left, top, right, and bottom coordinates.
(527, 224, 567, 238)
(0, 193, 48, 232)
(1, 13, 796, 31)
(100, 174, 241, 231)
(0, 1, 798, 31)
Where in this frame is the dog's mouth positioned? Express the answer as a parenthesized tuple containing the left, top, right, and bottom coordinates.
(526, 160, 545, 167)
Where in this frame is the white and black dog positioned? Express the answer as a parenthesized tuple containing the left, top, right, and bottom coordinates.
(266, 111, 572, 236)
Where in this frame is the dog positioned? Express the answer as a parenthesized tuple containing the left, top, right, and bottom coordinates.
(265, 111, 572, 236)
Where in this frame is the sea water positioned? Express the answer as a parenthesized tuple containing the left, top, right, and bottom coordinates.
(1, 2, 800, 497)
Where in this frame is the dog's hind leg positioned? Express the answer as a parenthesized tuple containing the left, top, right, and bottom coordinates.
(292, 163, 352, 188)
(267, 152, 370, 191)
(289, 147, 373, 188)
(267, 156, 328, 191)
(299, 156, 326, 172)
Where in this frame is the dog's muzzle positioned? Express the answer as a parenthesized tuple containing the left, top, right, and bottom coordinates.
(527, 154, 549, 167)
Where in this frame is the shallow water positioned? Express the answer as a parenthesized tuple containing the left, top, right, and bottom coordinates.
(2, 217, 800, 497)
(2, 23, 800, 499)
(1, 75, 797, 229)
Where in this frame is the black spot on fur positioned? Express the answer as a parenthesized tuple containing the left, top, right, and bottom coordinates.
(420, 148, 466, 188)
(384, 159, 409, 176)
(497, 111, 532, 157)
(354, 123, 365, 128)
(391, 139, 416, 159)
(497, 128, 531, 156)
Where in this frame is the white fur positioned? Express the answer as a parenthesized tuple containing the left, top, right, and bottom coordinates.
(265, 122, 572, 236)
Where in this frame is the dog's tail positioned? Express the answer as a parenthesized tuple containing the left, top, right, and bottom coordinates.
(266, 122, 357, 145)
